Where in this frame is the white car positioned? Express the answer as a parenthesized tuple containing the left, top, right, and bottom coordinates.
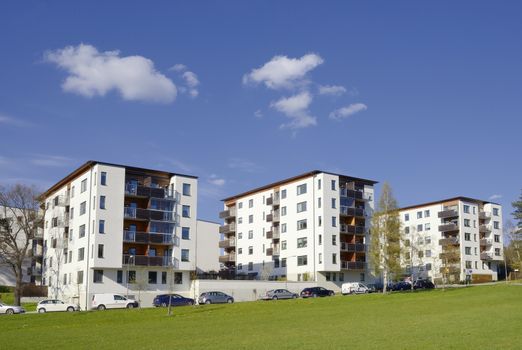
(37, 299, 79, 313)
(0, 302, 25, 315)
(91, 293, 139, 310)
(341, 282, 370, 295)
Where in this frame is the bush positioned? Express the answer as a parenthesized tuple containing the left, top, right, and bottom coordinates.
(21, 284, 47, 297)
(0, 285, 13, 293)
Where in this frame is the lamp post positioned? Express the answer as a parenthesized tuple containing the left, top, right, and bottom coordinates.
(126, 255, 135, 298)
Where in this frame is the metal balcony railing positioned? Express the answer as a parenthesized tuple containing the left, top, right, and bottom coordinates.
(340, 242, 366, 252)
(219, 239, 236, 249)
(123, 231, 175, 245)
(438, 208, 459, 219)
(340, 206, 365, 217)
(122, 254, 172, 267)
(340, 224, 365, 235)
(219, 253, 236, 263)
(341, 261, 366, 270)
(439, 223, 459, 232)
(219, 223, 236, 234)
(125, 183, 176, 200)
(219, 207, 237, 219)
(123, 207, 176, 223)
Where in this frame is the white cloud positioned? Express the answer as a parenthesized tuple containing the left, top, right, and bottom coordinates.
(0, 113, 34, 127)
(228, 158, 263, 173)
(329, 103, 368, 121)
(169, 64, 187, 72)
(489, 194, 502, 201)
(243, 53, 324, 90)
(271, 91, 316, 129)
(208, 174, 226, 186)
(318, 85, 347, 96)
(169, 63, 199, 98)
(45, 44, 177, 103)
(30, 155, 73, 167)
(254, 110, 263, 118)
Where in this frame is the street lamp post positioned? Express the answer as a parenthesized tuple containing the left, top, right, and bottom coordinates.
(126, 255, 135, 298)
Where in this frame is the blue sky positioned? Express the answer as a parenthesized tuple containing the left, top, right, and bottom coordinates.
(0, 1, 520, 222)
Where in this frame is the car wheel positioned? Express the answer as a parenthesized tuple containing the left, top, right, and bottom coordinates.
(312, 293, 318, 298)
(6, 308, 14, 315)
(330, 292, 334, 296)
(38, 308, 46, 314)
(127, 303, 135, 309)
(97, 305, 106, 311)
(292, 295, 297, 299)
(189, 301, 195, 305)
(67, 306, 75, 312)
(272, 296, 278, 300)
(161, 302, 167, 307)
(227, 298, 233, 304)
(205, 300, 211, 304)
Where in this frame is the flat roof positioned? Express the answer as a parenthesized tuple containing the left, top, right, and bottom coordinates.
(399, 196, 499, 211)
(222, 170, 378, 202)
(41, 160, 198, 199)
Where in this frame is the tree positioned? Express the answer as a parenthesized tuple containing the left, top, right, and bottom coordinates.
(504, 220, 521, 278)
(0, 184, 44, 306)
(512, 190, 522, 233)
(369, 183, 402, 293)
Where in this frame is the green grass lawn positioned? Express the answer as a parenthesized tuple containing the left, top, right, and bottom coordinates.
(1, 285, 521, 349)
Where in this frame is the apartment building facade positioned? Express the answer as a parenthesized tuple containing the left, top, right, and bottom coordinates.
(40, 161, 199, 309)
(219, 171, 377, 286)
(399, 197, 504, 283)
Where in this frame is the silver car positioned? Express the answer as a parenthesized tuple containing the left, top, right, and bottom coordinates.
(0, 302, 26, 315)
(198, 291, 234, 304)
(262, 289, 298, 300)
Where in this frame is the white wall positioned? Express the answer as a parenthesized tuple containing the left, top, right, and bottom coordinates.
(195, 220, 220, 272)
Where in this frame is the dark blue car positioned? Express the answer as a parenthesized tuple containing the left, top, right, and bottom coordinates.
(153, 294, 194, 307)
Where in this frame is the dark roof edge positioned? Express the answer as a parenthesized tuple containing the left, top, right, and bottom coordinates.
(399, 196, 500, 211)
(197, 218, 221, 225)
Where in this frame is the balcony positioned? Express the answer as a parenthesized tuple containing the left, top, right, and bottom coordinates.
(266, 194, 280, 206)
(341, 261, 366, 270)
(480, 238, 493, 246)
(340, 206, 365, 217)
(31, 246, 44, 257)
(219, 239, 236, 249)
(479, 224, 492, 233)
(34, 228, 44, 240)
(219, 223, 236, 234)
(54, 195, 70, 207)
(219, 207, 237, 219)
(123, 231, 175, 245)
(123, 207, 176, 223)
(266, 245, 280, 256)
(479, 211, 491, 220)
(480, 252, 493, 260)
(439, 265, 460, 274)
(122, 254, 172, 267)
(340, 224, 365, 235)
(266, 226, 280, 240)
(438, 208, 459, 219)
(219, 253, 236, 263)
(439, 237, 459, 246)
(27, 266, 42, 276)
(439, 223, 459, 232)
(266, 211, 280, 223)
(340, 188, 363, 200)
(340, 242, 366, 252)
(125, 183, 175, 200)
(439, 251, 460, 261)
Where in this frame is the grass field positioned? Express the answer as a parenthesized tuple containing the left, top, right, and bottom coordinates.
(1, 284, 521, 349)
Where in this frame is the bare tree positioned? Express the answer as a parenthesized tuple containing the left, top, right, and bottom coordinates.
(0, 184, 44, 306)
(504, 220, 521, 278)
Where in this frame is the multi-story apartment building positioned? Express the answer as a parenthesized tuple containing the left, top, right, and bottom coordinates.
(399, 197, 504, 283)
(219, 171, 377, 286)
(40, 161, 199, 309)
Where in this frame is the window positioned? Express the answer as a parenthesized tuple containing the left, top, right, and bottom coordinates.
(68, 250, 72, 263)
(77, 271, 84, 284)
(148, 271, 157, 284)
(404, 227, 410, 234)
(332, 235, 337, 246)
(274, 259, 280, 268)
(248, 230, 253, 239)
(80, 201, 86, 215)
(99, 196, 106, 209)
(281, 206, 287, 216)
(238, 248, 243, 255)
(237, 263, 243, 270)
(318, 253, 322, 264)
(79, 224, 86, 238)
(182, 183, 191, 196)
(281, 258, 287, 268)
(248, 246, 253, 255)
(71, 186, 75, 198)
(248, 215, 253, 224)
(162, 272, 167, 284)
(181, 249, 189, 262)
(296, 184, 307, 195)
(318, 234, 322, 245)
(465, 232, 471, 241)
(238, 217, 243, 224)
(99, 220, 105, 234)
(297, 255, 308, 266)
(465, 247, 471, 255)
(495, 248, 501, 256)
(494, 234, 500, 243)
(331, 198, 336, 209)
(318, 197, 322, 208)
(93, 270, 103, 283)
(424, 210, 430, 217)
(493, 208, 499, 216)
(281, 223, 287, 233)
(297, 237, 307, 248)
(318, 216, 322, 227)
(238, 232, 243, 239)
(248, 199, 253, 208)
(417, 224, 423, 232)
(332, 216, 337, 227)
(297, 219, 307, 230)
(117, 270, 123, 284)
(425, 237, 431, 244)
(279, 241, 286, 251)
(494, 221, 499, 229)
(417, 211, 422, 219)
(463, 205, 470, 213)
(100, 172, 107, 185)
(70, 207, 74, 219)
(318, 179, 321, 190)
(360, 273, 365, 282)
(425, 250, 431, 258)
(465, 261, 472, 269)
(182, 227, 190, 240)
(297, 201, 307, 213)
(405, 214, 409, 221)
(78, 248, 85, 261)
(325, 272, 330, 281)
(238, 202, 243, 209)
(339, 273, 344, 282)
(332, 253, 337, 264)
(464, 219, 470, 227)
(281, 189, 287, 199)
(81, 179, 87, 193)
(182, 205, 190, 218)
(331, 180, 336, 190)
(425, 223, 430, 231)
(97, 244, 104, 258)
(248, 262, 253, 271)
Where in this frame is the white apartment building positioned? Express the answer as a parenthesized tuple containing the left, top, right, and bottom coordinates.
(40, 161, 200, 309)
(399, 197, 504, 283)
(219, 171, 377, 286)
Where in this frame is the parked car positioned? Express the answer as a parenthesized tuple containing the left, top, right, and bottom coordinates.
(37, 299, 79, 313)
(0, 302, 25, 315)
(341, 282, 370, 295)
(365, 284, 378, 293)
(153, 294, 195, 307)
(392, 281, 412, 291)
(413, 279, 435, 290)
(91, 294, 139, 310)
(198, 291, 234, 304)
(300, 287, 334, 298)
(261, 289, 298, 300)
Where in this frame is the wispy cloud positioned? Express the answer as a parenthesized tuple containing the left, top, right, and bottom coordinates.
(30, 155, 74, 167)
(318, 85, 346, 96)
(228, 158, 263, 173)
(45, 44, 177, 103)
(329, 103, 368, 121)
(271, 91, 316, 129)
(208, 174, 226, 186)
(0, 113, 34, 127)
(169, 64, 200, 98)
(489, 194, 502, 201)
(254, 109, 263, 118)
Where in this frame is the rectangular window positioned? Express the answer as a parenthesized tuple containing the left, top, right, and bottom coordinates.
(128, 271, 136, 283)
(238, 202, 243, 209)
(78, 247, 85, 261)
(296, 184, 307, 195)
(81, 179, 87, 193)
(318, 216, 322, 227)
(238, 248, 243, 255)
(99, 196, 106, 209)
(162, 271, 167, 284)
(238, 232, 243, 239)
(248, 230, 253, 239)
(248, 246, 253, 255)
(249, 199, 253, 208)
(80, 201, 86, 215)
(405, 214, 409, 221)
(182, 183, 191, 196)
(318, 253, 322, 264)
(182, 227, 190, 240)
(281, 223, 287, 233)
(297, 219, 307, 230)
(281, 258, 287, 268)
(463, 205, 470, 213)
(297, 255, 308, 266)
(99, 220, 105, 234)
(297, 237, 307, 248)
(424, 210, 430, 217)
(318, 179, 321, 190)
(331, 180, 336, 191)
(281, 206, 287, 216)
(117, 270, 123, 284)
(495, 248, 501, 256)
(493, 208, 499, 216)
(417, 211, 422, 219)
(465, 247, 471, 255)
(425, 237, 431, 244)
(494, 221, 499, 229)
(93, 270, 103, 283)
(494, 234, 500, 243)
(318, 197, 321, 208)
(237, 263, 242, 270)
(425, 250, 431, 258)
(332, 253, 337, 264)
(281, 240, 287, 250)
(70, 207, 74, 219)
(332, 235, 337, 246)
(332, 216, 337, 227)
(331, 198, 336, 209)
(100, 172, 107, 185)
(248, 262, 253, 271)
(182, 205, 190, 218)
(463, 219, 470, 227)
(77, 271, 84, 284)
(281, 189, 287, 199)
(417, 224, 423, 232)
(148, 271, 157, 284)
(97, 244, 104, 258)
(465, 261, 472, 269)
(181, 249, 189, 262)
(425, 223, 430, 231)
(274, 258, 280, 268)
(297, 201, 307, 213)
(248, 215, 253, 223)
(465, 232, 471, 241)
(79, 224, 86, 238)
(404, 226, 410, 234)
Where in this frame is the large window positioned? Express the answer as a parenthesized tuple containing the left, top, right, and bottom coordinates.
(175, 272, 183, 284)
(182, 227, 190, 240)
(281, 207, 287, 216)
(297, 184, 307, 195)
(297, 201, 307, 213)
(148, 271, 157, 284)
(78, 247, 85, 261)
(297, 219, 307, 230)
(77, 271, 84, 284)
(97, 244, 104, 258)
(181, 249, 189, 262)
(93, 270, 103, 283)
(465, 247, 471, 255)
(297, 237, 307, 248)
(182, 205, 190, 218)
(463, 205, 470, 213)
(281, 258, 287, 268)
(281, 189, 287, 199)
(80, 201, 86, 215)
(297, 255, 308, 266)
(81, 179, 87, 193)
(99, 196, 106, 209)
(182, 183, 191, 196)
(79, 224, 86, 238)
(100, 172, 107, 186)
